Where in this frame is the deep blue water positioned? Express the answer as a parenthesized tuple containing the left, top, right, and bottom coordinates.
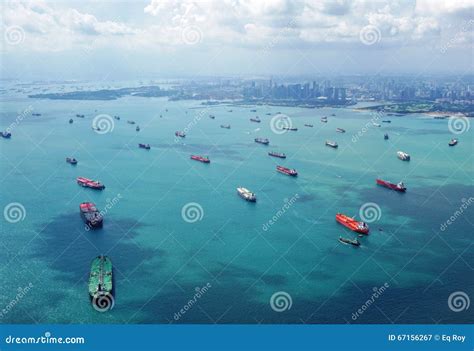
(0, 83, 473, 324)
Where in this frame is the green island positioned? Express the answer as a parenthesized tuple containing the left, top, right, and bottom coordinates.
(357, 101, 474, 117)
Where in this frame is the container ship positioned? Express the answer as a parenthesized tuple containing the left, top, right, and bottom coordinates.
(336, 213, 369, 234)
(66, 157, 78, 165)
(80, 202, 103, 228)
(255, 138, 269, 145)
(175, 131, 186, 138)
(138, 143, 151, 150)
(449, 139, 458, 146)
(397, 151, 410, 161)
(77, 177, 105, 190)
(2, 131, 12, 138)
(336, 128, 346, 133)
(304, 124, 313, 128)
(268, 151, 286, 159)
(376, 179, 406, 192)
(220, 124, 231, 129)
(190, 155, 210, 163)
(276, 165, 298, 177)
(88, 255, 113, 309)
(339, 237, 361, 247)
(237, 187, 256, 202)
(250, 117, 261, 123)
(325, 140, 338, 148)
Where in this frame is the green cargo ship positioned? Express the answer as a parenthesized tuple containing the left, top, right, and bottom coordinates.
(88, 255, 114, 311)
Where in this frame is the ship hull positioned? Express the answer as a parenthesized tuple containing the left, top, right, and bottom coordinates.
(376, 179, 406, 192)
(336, 214, 369, 234)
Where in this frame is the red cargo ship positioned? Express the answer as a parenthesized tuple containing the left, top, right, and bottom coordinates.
(190, 155, 210, 163)
(376, 179, 406, 192)
(276, 165, 297, 177)
(77, 177, 105, 190)
(336, 213, 369, 234)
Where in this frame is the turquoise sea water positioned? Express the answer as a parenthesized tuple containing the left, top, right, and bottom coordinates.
(1, 84, 473, 324)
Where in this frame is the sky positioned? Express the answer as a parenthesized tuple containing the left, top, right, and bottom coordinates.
(1, 0, 473, 80)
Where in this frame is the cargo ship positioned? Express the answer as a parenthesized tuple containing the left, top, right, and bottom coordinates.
(77, 177, 105, 190)
(397, 151, 410, 161)
(66, 157, 78, 165)
(276, 165, 298, 177)
(339, 237, 361, 247)
(268, 151, 286, 159)
(138, 143, 151, 150)
(237, 187, 256, 202)
(336, 128, 346, 133)
(384, 133, 389, 140)
(220, 124, 231, 129)
(190, 155, 210, 163)
(250, 117, 261, 123)
(32, 113, 41, 116)
(80, 202, 103, 228)
(304, 124, 313, 128)
(336, 213, 369, 234)
(88, 255, 113, 309)
(175, 131, 186, 138)
(127, 120, 136, 124)
(282, 127, 298, 131)
(76, 114, 85, 118)
(1, 131, 12, 138)
(449, 139, 458, 146)
(255, 138, 269, 145)
(382, 120, 391, 123)
(325, 140, 338, 148)
(376, 179, 406, 192)
(321, 117, 328, 123)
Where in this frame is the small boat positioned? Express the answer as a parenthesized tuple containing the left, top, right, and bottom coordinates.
(69, 118, 74, 124)
(325, 140, 338, 148)
(250, 109, 257, 112)
(32, 113, 41, 116)
(282, 127, 298, 131)
(321, 117, 328, 123)
(373, 122, 381, 127)
(376, 179, 406, 192)
(138, 143, 151, 150)
(66, 157, 78, 165)
(209, 115, 216, 119)
(77, 177, 105, 190)
(250, 117, 261, 123)
(88, 255, 113, 310)
(175, 131, 186, 138)
(397, 151, 410, 161)
(76, 114, 85, 118)
(136, 126, 140, 132)
(228, 110, 233, 112)
(268, 151, 286, 159)
(127, 120, 136, 125)
(80, 202, 103, 228)
(220, 124, 231, 129)
(304, 124, 313, 128)
(336, 128, 346, 133)
(331, 113, 336, 116)
(114, 116, 120, 120)
(384, 133, 389, 140)
(339, 237, 361, 247)
(255, 138, 269, 145)
(382, 120, 391, 123)
(1, 131, 12, 138)
(237, 187, 256, 202)
(449, 139, 458, 146)
(336, 213, 369, 234)
(266, 113, 272, 116)
(191, 155, 210, 163)
(276, 165, 297, 177)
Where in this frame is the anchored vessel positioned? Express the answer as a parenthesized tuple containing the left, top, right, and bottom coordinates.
(114, 116, 120, 120)
(376, 179, 406, 192)
(66, 157, 78, 165)
(397, 151, 410, 161)
(384, 133, 389, 140)
(88, 255, 113, 308)
(276, 165, 298, 177)
(76, 114, 85, 118)
(69, 118, 74, 124)
(127, 120, 136, 124)
(325, 140, 338, 148)
(373, 122, 381, 127)
(250, 117, 261, 123)
(209, 115, 216, 119)
(138, 143, 151, 150)
(136, 126, 140, 132)
(1, 131, 12, 138)
(255, 138, 269, 145)
(190, 155, 210, 163)
(382, 120, 391, 123)
(237, 187, 256, 202)
(321, 117, 328, 123)
(336, 213, 369, 234)
(175, 131, 186, 138)
(80, 202, 103, 228)
(339, 236, 361, 246)
(220, 124, 231, 129)
(336, 128, 346, 133)
(282, 127, 298, 131)
(77, 177, 105, 190)
(304, 124, 313, 128)
(449, 139, 458, 146)
(268, 151, 286, 159)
